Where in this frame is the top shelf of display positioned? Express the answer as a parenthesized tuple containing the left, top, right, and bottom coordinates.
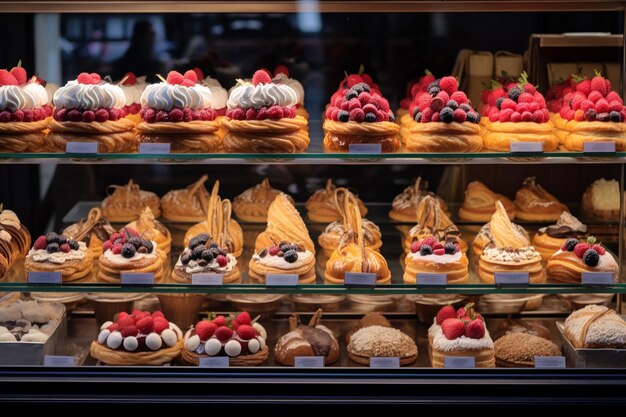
(0, 0, 624, 13)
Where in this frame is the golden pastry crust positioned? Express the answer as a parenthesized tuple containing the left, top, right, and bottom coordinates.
(90, 339, 183, 366)
(47, 117, 137, 153)
(101, 180, 161, 222)
(431, 348, 495, 368)
(403, 120, 483, 152)
(546, 249, 618, 283)
(403, 250, 469, 284)
(323, 119, 401, 153)
(532, 232, 567, 262)
(560, 120, 626, 151)
(136, 120, 222, 153)
(0, 209, 31, 260)
(305, 179, 368, 223)
(233, 178, 293, 223)
(222, 116, 310, 153)
(24, 249, 94, 282)
(318, 218, 382, 256)
(96, 250, 164, 283)
(389, 177, 449, 222)
(458, 181, 516, 222)
(296, 106, 309, 120)
(161, 175, 210, 222)
(0, 132, 46, 152)
(0, 119, 48, 134)
(125, 207, 172, 260)
(171, 263, 241, 284)
(248, 255, 316, 284)
(478, 255, 545, 284)
(551, 113, 569, 144)
(514, 177, 568, 222)
(481, 120, 559, 152)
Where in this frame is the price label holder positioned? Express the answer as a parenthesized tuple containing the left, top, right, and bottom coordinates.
(581, 272, 614, 287)
(534, 356, 566, 368)
(44, 355, 74, 367)
(65, 141, 99, 154)
(348, 143, 382, 154)
(583, 141, 616, 153)
(444, 356, 475, 368)
(494, 272, 529, 288)
(121, 272, 154, 287)
(294, 356, 325, 368)
(198, 357, 229, 368)
(139, 143, 171, 155)
(369, 357, 400, 368)
(192, 273, 223, 286)
(28, 271, 62, 285)
(416, 273, 447, 287)
(344, 272, 376, 289)
(510, 141, 544, 154)
(266, 274, 298, 287)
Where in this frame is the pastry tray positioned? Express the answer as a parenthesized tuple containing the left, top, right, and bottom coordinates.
(0, 310, 67, 365)
(556, 321, 626, 368)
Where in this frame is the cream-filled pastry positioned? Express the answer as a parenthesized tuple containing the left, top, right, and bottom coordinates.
(532, 212, 587, 261)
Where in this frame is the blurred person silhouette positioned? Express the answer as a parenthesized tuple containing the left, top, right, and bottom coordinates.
(112, 20, 164, 82)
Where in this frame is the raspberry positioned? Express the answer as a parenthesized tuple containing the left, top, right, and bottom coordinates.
(583, 249, 600, 267)
(77, 72, 95, 85)
(102, 240, 113, 251)
(516, 102, 529, 113)
(510, 111, 521, 122)
(422, 237, 436, 248)
(167, 108, 182, 122)
(267, 105, 283, 120)
(153, 317, 169, 334)
(521, 111, 533, 122)
(136, 316, 154, 334)
(235, 311, 251, 326)
(358, 92, 372, 105)
(580, 100, 595, 112)
(595, 98, 609, 113)
(236, 324, 256, 340)
(347, 98, 361, 111)
(532, 110, 546, 123)
(214, 325, 233, 342)
(438, 76, 458, 95)
(349, 108, 365, 122)
(112, 243, 123, 255)
(33, 236, 47, 250)
(410, 240, 421, 253)
(417, 94, 433, 110)
(107, 323, 119, 332)
(166, 71, 185, 85)
(430, 97, 444, 112)
(195, 320, 217, 341)
(117, 315, 135, 328)
(441, 318, 465, 340)
(421, 107, 433, 122)
(450, 91, 468, 104)
(574, 243, 591, 259)
(80, 110, 94, 122)
(592, 244, 606, 255)
(518, 92, 533, 103)
(500, 98, 517, 111)
(606, 91, 622, 103)
(183, 69, 198, 83)
(59, 243, 70, 253)
(90, 73, 101, 83)
(215, 254, 228, 267)
(588, 90, 603, 103)
(431, 112, 440, 122)
(498, 108, 513, 122)
(230, 108, 245, 120)
(122, 72, 137, 85)
(376, 110, 389, 122)
(433, 248, 445, 255)
(95, 108, 109, 122)
(591, 75, 608, 95)
(10, 66, 27, 85)
(120, 325, 138, 338)
(66, 110, 81, 122)
(245, 108, 257, 120)
(252, 70, 272, 86)
(608, 100, 623, 112)
(268, 246, 280, 256)
(436, 305, 456, 325)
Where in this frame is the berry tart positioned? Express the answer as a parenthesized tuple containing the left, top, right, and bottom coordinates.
(514, 177, 568, 222)
(90, 309, 183, 365)
(24, 232, 93, 282)
(458, 181, 516, 222)
(563, 305, 626, 349)
(481, 72, 558, 152)
(96, 227, 164, 283)
(182, 312, 268, 366)
(249, 240, 316, 284)
(389, 177, 449, 222)
(232, 177, 293, 223)
(555, 72, 626, 151)
(173, 233, 240, 283)
(63, 207, 114, 258)
(254, 192, 315, 254)
(324, 199, 391, 284)
(547, 236, 618, 283)
(397, 70, 436, 125)
(183, 180, 243, 257)
(478, 201, 545, 284)
(403, 76, 483, 152)
(101, 179, 161, 222)
(48, 72, 137, 153)
(347, 325, 418, 366)
(403, 195, 468, 254)
(581, 178, 620, 222)
(271, 65, 308, 119)
(318, 188, 381, 257)
(160, 175, 211, 223)
(403, 235, 468, 284)
(274, 309, 340, 366)
(222, 70, 309, 153)
(323, 74, 400, 153)
(125, 207, 172, 261)
(532, 212, 587, 262)
(117, 72, 147, 124)
(305, 178, 368, 223)
(430, 304, 495, 368)
(136, 70, 223, 153)
(0, 63, 49, 152)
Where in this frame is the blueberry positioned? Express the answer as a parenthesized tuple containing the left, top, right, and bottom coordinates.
(444, 242, 456, 254)
(389, 113, 395, 122)
(353, 82, 370, 93)
(466, 112, 479, 123)
(192, 245, 205, 260)
(610, 111, 622, 122)
(583, 249, 599, 267)
(495, 97, 504, 110)
(428, 87, 440, 97)
(345, 90, 358, 100)
(196, 234, 210, 245)
(460, 104, 472, 112)
(440, 107, 454, 123)
(283, 249, 298, 263)
(57, 235, 67, 245)
(564, 238, 578, 251)
(585, 109, 597, 121)
(45, 232, 58, 244)
(188, 237, 200, 249)
(121, 243, 136, 258)
(127, 237, 141, 249)
(414, 112, 422, 122)
(140, 240, 153, 253)
(338, 111, 350, 122)
(209, 242, 218, 249)
(508, 87, 522, 101)
(427, 80, 440, 90)
(419, 245, 433, 256)
(46, 243, 59, 253)
(365, 112, 377, 122)
(447, 100, 459, 110)
(181, 252, 191, 265)
(201, 250, 214, 263)
(597, 112, 610, 122)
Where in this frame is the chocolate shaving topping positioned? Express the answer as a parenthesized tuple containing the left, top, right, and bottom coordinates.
(545, 226, 586, 239)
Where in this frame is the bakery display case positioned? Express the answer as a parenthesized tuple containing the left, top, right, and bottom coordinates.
(2, 0, 626, 406)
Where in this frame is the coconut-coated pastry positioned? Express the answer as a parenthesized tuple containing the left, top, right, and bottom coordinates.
(101, 180, 161, 222)
(233, 178, 293, 223)
(513, 177, 568, 222)
(305, 179, 367, 223)
(348, 325, 418, 366)
(458, 181, 515, 222)
(563, 305, 626, 349)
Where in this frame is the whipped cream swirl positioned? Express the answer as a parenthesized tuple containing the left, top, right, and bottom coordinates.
(141, 82, 221, 111)
(53, 80, 126, 110)
(0, 82, 48, 111)
(227, 82, 298, 109)
(272, 73, 304, 105)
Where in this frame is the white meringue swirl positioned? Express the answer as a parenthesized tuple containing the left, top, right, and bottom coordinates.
(0, 82, 48, 112)
(227, 82, 298, 109)
(140, 82, 219, 111)
(272, 73, 304, 105)
(201, 77, 228, 109)
(53, 80, 126, 110)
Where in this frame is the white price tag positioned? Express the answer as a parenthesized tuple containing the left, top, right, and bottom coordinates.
(44, 355, 74, 367)
(139, 143, 171, 154)
(28, 271, 62, 285)
(198, 356, 229, 368)
(348, 143, 382, 154)
(583, 141, 616, 153)
(121, 273, 154, 286)
(369, 357, 400, 368)
(294, 356, 325, 368)
(510, 142, 544, 153)
(581, 272, 614, 286)
(266, 274, 298, 286)
(192, 273, 223, 286)
(344, 272, 377, 287)
(65, 141, 98, 154)
(416, 273, 447, 286)
(534, 356, 566, 368)
(494, 272, 529, 286)
(444, 356, 475, 368)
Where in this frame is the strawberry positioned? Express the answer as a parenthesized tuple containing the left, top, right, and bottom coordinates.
(592, 244, 606, 255)
(591, 75, 608, 96)
(153, 317, 170, 334)
(184, 69, 198, 82)
(192, 67, 204, 80)
(33, 236, 47, 250)
(274, 64, 289, 77)
(10, 64, 27, 85)
(235, 311, 252, 326)
(117, 315, 135, 328)
(465, 319, 485, 339)
(136, 316, 154, 334)
(410, 240, 421, 253)
(214, 325, 233, 342)
(0, 70, 18, 86)
(166, 71, 185, 85)
(441, 318, 465, 340)
(574, 243, 591, 259)
(252, 70, 272, 86)
(77, 72, 95, 85)
(122, 72, 137, 85)
(435, 305, 456, 325)
(121, 325, 138, 337)
(236, 324, 256, 340)
(195, 320, 217, 341)
(213, 315, 227, 327)
(438, 76, 458, 95)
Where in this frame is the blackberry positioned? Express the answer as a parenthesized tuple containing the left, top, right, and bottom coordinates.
(67, 239, 79, 251)
(459, 104, 472, 112)
(419, 245, 433, 256)
(141, 240, 153, 253)
(584, 109, 597, 121)
(365, 112, 377, 122)
(583, 249, 599, 267)
(427, 80, 440, 90)
(597, 112, 610, 122)
(46, 243, 59, 253)
(180, 252, 191, 265)
(564, 238, 578, 251)
(56, 235, 67, 245)
(495, 97, 504, 110)
(209, 242, 219, 249)
(338, 110, 350, 122)
(121, 243, 136, 258)
(45, 232, 58, 244)
(353, 82, 370, 93)
(345, 90, 358, 100)
(466, 112, 479, 123)
(414, 112, 422, 122)
(209, 248, 221, 258)
(283, 249, 298, 263)
(444, 242, 456, 254)
(447, 100, 459, 110)
(610, 111, 622, 122)
(127, 237, 141, 249)
(428, 87, 440, 97)
(188, 237, 200, 249)
(440, 107, 454, 123)
(201, 250, 214, 263)
(196, 234, 210, 245)
(192, 245, 205, 260)
(279, 243, 291, 252)
(507, 87, 522, 101)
